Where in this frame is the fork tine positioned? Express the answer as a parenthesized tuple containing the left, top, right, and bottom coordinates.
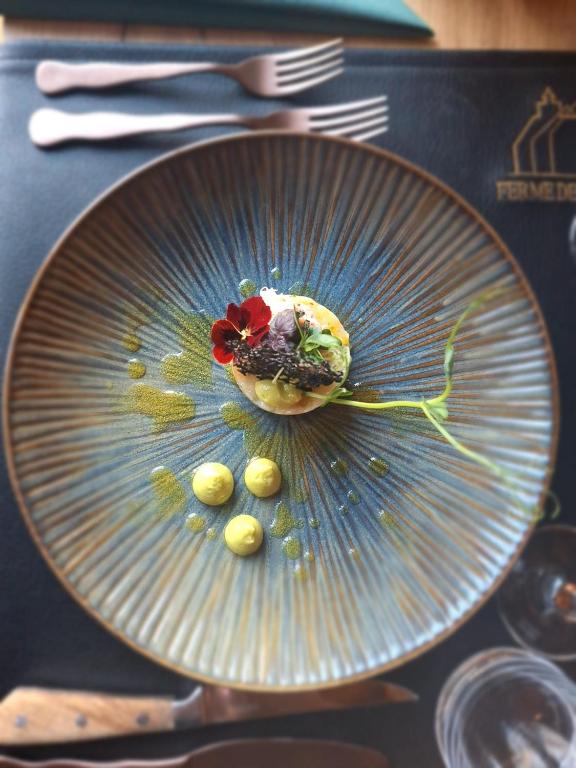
(277, 67, 344, 95)
(305, 96, 387, 117)
(276, 47, 343, 74)
(350, 125, 389, 142)
(278, 59, 344, 85)
(312, 104, 388, 129)
(322, 115, 389, 137)
(272, 38, 343, 63)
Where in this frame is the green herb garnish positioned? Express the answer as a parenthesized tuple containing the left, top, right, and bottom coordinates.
(296, 307, 344, 365)
(309, 288, 513, 482)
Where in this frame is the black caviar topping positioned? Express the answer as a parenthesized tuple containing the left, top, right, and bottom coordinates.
(233, 342, 343, 391)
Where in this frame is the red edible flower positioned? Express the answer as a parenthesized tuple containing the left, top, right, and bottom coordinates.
(211, 296, 272, 364)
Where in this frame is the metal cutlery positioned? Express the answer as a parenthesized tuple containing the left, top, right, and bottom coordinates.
(0, 680, 416, 745)
(29, 96, 388, 147)
(0, 739, 390, 768)
(35, 39, 344, 98)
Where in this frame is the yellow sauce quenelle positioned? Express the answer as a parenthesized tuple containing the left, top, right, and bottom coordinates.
(244, 457, 281, 498)
(224, 514, 264, 556)
(191, 462, 234, 506)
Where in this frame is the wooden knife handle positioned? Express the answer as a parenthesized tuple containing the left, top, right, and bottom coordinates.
(0, 688, 174, 745)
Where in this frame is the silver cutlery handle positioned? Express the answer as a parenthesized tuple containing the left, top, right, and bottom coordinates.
(29, 108, 244, 147)
(36, 60, 220, 94)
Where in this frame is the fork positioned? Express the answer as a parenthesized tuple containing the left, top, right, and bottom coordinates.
(28, 96, 388, 147)
(35, 39, 344, 98)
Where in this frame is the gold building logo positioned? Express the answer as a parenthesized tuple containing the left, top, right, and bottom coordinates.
(497, 88, 576, 202)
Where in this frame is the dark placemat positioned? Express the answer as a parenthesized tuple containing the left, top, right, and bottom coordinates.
(0, 41, 575, 768)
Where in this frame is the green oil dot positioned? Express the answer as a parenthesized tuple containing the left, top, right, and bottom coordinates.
(368, 457, 389, 477)
(127, 359, 146, 379)
(349, 547, 360, 561)
(294, 563, 307, 580)
(338, 505, 349, 515)
(206, 527, 218, 540)
(309, 517, 320, 529)
(239, 279, 257, 298)
(330, 459, 348, 476)
(283, 536, 302, 560)
(270, 502, 302, 537)
(186, 513, 206, 533)
(150, 466, 187, 517)
(347, 490, 360, 505)
(379, 510, 395, 529)
(122, 332, 141, 352)
(271, 266, 282, 280)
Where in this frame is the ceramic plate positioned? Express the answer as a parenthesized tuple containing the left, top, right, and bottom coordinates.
(4, 133, 558, 689)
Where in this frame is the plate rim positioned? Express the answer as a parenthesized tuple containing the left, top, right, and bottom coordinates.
(3, 130, 560, 691)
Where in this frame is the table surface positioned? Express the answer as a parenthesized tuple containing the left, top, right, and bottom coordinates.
(0, 3, 573, 767)
(1, 0, 575, 49)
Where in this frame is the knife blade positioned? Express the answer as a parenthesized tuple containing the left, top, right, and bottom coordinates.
(0, 739, 390, 768)
(0, 681, 416, 745)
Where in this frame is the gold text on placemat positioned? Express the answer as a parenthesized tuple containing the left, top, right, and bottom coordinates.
(497, 88, 576, 203)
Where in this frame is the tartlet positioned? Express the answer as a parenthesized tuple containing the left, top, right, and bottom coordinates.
(212, 289, 350, 416)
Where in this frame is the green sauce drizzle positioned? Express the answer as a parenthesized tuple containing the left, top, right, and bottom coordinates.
(294, 484, 309, 503)
(270, 502, 304, 537)
(127, 384, 195, 430)
(219, 401, 283, 459)
(150, 467, 187, 517)
(160, 311, 213, 389)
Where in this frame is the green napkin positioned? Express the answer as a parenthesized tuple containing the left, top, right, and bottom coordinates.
(0, 0, 433, 37)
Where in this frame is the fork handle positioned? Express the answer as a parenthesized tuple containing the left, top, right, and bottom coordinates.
(29, 108, 245, 147)
(35, 60, 224, 94)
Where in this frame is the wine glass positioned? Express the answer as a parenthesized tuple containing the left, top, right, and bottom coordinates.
(498, 525, 576, 660)
(435, 647, 576, 767)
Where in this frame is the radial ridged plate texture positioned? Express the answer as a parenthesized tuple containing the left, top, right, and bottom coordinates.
(4, 134, 557, 689)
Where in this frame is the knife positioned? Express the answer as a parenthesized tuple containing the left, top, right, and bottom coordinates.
(0, 681, 416, 746)
(0, 739, 389, 768)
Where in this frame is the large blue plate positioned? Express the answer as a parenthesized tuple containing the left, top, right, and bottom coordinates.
(4, 133, 558, 689)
